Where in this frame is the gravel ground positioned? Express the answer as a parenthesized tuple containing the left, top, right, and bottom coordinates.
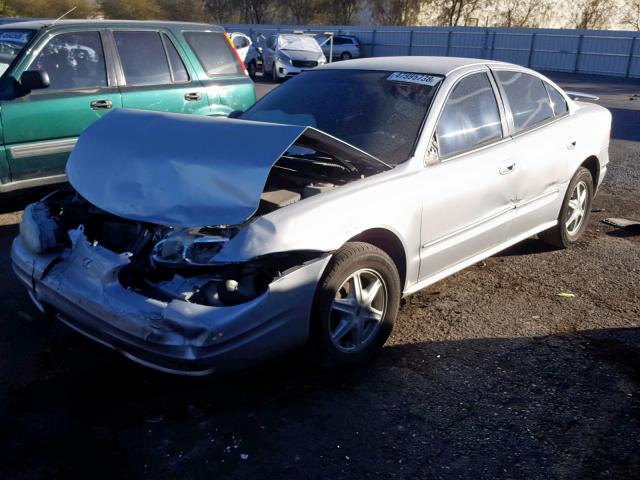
(0, 73, 638, 480)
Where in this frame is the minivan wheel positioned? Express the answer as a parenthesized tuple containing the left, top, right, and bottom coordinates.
(340, 51, 352, 60)
(309, 242, 401, 368)
(540, 166, 594, 248)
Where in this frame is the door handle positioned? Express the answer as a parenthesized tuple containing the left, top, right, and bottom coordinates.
(184, 92, 202, 101)
(499, 162, 516, 175)
(90, 99, 112, 110)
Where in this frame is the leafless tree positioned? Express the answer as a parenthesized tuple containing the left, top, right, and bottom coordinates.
(320, 0, 362, 25)
(370, 0, 422, 25)
(438, 0, 485, 27)
(620, 0, 640, 31)
(572, 0, 616, 30)
(498, 0, 551, 28)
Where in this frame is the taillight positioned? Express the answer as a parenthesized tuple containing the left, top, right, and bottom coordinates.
(355, 44, 361, 49)
(225, 33, 248, 77)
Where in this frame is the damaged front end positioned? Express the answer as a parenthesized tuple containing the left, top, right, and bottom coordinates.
(12, 110, 388, 374)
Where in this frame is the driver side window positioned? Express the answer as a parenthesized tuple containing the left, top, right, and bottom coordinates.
(26, 31, 107, 91)
(435, 72, 503, 159)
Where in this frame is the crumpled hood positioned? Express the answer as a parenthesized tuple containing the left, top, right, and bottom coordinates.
(67, 109, 388, 227)
(281, 49, 323, 62)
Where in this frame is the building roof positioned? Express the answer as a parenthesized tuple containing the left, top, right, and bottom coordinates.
(321, 56, 509, 76)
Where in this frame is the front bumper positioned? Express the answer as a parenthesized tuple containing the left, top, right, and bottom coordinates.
(276, 59, 321, 77)
(11, 234, 330, 375)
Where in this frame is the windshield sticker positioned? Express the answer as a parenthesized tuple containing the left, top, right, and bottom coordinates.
(387, 72, 441, 86)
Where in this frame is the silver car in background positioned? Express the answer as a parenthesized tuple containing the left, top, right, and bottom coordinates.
(12, 57, 611, 375)
(262, 33, 326, 82)
(316, 34, 362, 61)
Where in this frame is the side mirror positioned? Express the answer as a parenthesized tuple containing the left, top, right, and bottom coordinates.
(228, 110, 243, 119)
(20, 70, 50, 92)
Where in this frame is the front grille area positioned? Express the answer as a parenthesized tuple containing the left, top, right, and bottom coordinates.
(292, 60, 318, 68)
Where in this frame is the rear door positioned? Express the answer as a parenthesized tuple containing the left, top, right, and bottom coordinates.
(111, 29, 209, 115)
(418, 71, 517, 281)
(492, 69, 571, 235)
(0, 29, 121, 182)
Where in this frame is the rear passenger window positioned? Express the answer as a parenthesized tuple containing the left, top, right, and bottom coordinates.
(436, 72, 503, 158)
(496, 71, 554, 132)
(544, 82, 568, 116)
(27, 31, 107, 90)
(184, 31, 243, 76)
(114, 31, 171, 86)
(162, 34, 189, 83)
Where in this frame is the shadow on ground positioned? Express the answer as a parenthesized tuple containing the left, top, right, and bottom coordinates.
(0, 322, 638, 480)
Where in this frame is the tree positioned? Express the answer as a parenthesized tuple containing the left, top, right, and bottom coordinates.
(320, 0, 362, 25)
(156, 0, 209, 22)
(620, 0, 640, 31)
(571, 0, 615, 30)
(438, 0, 484, 27)
(100, 0, 164, 20)
(203, 0, 237, 23)
(370, 0, 422, 25)
(498, 0, 551, 28)
(278, 0, 321, 24)
(15, 0, 97, 18)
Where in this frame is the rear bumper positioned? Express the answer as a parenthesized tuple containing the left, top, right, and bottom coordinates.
(11, 234, 330, 376)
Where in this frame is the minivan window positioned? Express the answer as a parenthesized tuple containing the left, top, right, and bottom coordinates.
(496, 71, 554, 132)
(436, 72, 503, 158)
(162, 33, 189, 83)
(544, 82, 568, 116)
(0, 29, 35, 77)
(114, 31, 172, 86)
(184, 31, 243, 76)
(26, 31, 107, 90)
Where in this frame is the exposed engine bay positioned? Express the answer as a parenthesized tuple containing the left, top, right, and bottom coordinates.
(22, 140, 379, 309)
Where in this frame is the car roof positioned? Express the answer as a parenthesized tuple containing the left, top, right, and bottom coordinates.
(0, 19, 224, 32)
(320, 56, 510, 76)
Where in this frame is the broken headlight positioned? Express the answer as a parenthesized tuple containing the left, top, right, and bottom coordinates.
(151, 226, 238, 267)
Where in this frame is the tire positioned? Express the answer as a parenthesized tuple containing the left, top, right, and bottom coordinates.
(539, 166, 594, 248)
(272, 63, 282, 83)
(308, 242, 401, 368)
(248, 61, 257, 80)
(264, 60, 272, 79)
(340, 51, 352, 61)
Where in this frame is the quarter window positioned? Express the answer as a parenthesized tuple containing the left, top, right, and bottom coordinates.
(184, 31, 243, 76)
(114, 31, 172, 86)
(544, 82, 568, 116)
(436, 72, 503, 158)
(27, 31, 107, 90)
(162, 33, 189, 83)
(496, 71, 554, 132)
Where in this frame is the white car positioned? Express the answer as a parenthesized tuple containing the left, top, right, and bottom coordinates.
(262, 33, 326, 82)
(230, 32, 258, 79)
(12, 57, 611, 375)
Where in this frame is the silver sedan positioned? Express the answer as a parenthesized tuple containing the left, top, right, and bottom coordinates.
(12, 57, 611, 375)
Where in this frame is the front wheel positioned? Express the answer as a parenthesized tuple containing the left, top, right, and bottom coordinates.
(309, 242, 401, 368)
(247, 61, 257, 80)
(340, 51, 352, 60)
(539, 166, 594, 248)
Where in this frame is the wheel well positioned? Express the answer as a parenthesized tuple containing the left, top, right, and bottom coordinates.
(581, 156, 600, 189)
(349, 228, 407, 288)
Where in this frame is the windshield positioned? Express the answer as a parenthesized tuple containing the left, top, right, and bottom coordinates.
(242, 69, 443, 164)
(0, 29, 35, 77)
(278, 34, 321, 52)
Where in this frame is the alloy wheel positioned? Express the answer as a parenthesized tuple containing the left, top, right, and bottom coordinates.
(566, 180, 588, 235)
(329, 268, 387, 353)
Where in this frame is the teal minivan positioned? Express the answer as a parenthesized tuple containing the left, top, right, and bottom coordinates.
(0, 20, 256, 193)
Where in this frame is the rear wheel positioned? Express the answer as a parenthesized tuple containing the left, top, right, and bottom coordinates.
(247, 61, 257, 80)
(309, 242, 401, 368)
(340, 51, 352, 60)
(540, 167, 594, 248)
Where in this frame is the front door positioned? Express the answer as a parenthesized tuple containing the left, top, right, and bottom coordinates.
(0, 30, 121, 182)
(112, 30, 208, 115)
(418, 71, 518, 281)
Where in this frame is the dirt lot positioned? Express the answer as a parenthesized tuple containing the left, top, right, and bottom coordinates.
(0, 73, 638, 480)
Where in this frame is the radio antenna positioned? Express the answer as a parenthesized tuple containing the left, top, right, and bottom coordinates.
(52, 6, 77, 25)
